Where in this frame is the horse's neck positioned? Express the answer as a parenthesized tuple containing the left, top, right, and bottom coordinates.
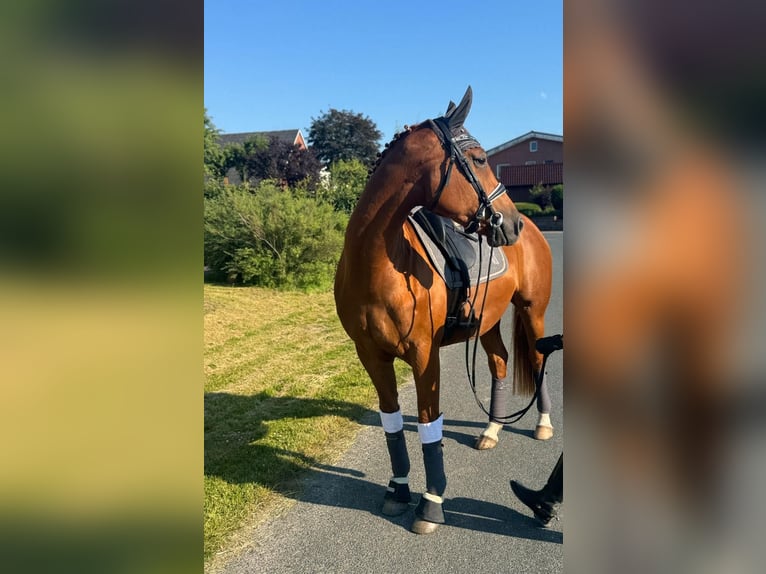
(346, 175, 419, 256)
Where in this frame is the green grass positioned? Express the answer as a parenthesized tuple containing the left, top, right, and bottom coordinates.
(204, 285, 409, 565)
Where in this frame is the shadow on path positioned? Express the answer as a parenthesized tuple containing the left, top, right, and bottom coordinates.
(206, 392, 558, 543)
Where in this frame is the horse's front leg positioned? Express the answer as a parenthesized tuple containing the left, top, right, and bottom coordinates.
(410, 347, 447, 535)
(356, 343, 412, 517)
(475, 321, 509, 450)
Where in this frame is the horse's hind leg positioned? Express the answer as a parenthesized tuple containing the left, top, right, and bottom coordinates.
(475, 321, 510, 450)
(518, 304, 554, 440)
(534, 373, 554, 439)
(355, 344, 412, 516)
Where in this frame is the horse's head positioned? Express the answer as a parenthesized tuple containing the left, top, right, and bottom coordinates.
(420, 86, 524, 247)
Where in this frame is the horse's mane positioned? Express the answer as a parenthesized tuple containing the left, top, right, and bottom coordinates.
(367, 124, 418, 177)
(368, 87, 477, 180)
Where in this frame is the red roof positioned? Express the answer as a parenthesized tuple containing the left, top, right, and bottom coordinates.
(499, 163, 563, 187)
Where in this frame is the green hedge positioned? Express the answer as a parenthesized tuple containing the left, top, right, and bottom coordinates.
(515, 202, 563, 219)
(515, 202, 542, 217)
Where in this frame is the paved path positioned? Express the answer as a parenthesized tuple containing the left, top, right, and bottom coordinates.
(219, 232, 563, 574)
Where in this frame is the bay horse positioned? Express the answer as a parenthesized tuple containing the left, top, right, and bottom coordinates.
(334, 87, 552, 534)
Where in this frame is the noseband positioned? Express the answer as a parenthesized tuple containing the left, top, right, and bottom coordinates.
(427, 118, 508, 234)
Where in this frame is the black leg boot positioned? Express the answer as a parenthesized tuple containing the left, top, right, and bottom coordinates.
(510, 453, 562, 526)
(411, 441, 446, 534)
(382, 429, 411, 516)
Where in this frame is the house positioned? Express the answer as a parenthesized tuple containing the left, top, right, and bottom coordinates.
(486, 131, 563, 203)
(218, 129, 307, 150)
(217, 129, 307, 184)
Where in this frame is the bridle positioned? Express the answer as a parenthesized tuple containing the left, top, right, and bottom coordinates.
(426, 118, 508, 235)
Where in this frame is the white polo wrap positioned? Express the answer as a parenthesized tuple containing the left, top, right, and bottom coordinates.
(422, 492, 444, 504)
(417, 414, 443, 444)
(379, 409, 404, 434)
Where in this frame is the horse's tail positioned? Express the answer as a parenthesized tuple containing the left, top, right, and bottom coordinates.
(512, 307, 536, 396)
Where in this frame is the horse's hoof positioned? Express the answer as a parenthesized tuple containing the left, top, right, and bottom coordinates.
(382, 498, 410, 516)
(411, 517, 440, 534)
(534, 425, 554, 441)
(474, 435, 498, 450)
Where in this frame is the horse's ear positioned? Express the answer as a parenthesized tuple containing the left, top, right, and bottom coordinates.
(444, 100, 457, 117)
(448, 86, 472, 130)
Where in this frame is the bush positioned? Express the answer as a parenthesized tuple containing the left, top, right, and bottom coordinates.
(514, 202, 542, 217)
(204, 181, 347, 289)
(551, 184, 563, 210)
(529, 183, 553, 210)
(204, 179, 226, 199)
(320, 158, 368, 213)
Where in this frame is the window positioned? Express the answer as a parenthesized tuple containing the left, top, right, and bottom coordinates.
(495, 163, 510, 179)
(529, 140, 538, 152)
(525, 160, 537, 166)
(544, 159, 554, 164)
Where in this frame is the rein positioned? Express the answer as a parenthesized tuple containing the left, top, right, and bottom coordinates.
(467, 314, 560, 424)
(462, 240, 540, 425)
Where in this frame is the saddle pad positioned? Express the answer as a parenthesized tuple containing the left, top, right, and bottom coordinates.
(408, 206, 508, 290)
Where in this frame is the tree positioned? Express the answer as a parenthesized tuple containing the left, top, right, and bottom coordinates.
(204, 110, 224, 178)
(551, 184, 563, 211)
(221, 135, 268, 183)
(529, 182, 553, 211)
(308, 108, 382, 168)
(245, 138, 322, 189)
(223, 136, 321, 189)
(222, 143, 247, 182)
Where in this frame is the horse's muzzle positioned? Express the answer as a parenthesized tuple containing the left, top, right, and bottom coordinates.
(487, 210, 524, 247)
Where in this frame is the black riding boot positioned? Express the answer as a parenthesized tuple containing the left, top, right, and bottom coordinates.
(510, 453, 563, 526)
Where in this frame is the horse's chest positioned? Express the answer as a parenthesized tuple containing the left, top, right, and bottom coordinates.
(363, 287, 446, 349)
(338, 253, 447, 352)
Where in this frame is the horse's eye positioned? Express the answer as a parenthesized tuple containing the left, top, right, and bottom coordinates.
(473, 156, 487, 167)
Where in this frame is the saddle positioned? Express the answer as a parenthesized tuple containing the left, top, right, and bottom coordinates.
(408, 206, 508, 336)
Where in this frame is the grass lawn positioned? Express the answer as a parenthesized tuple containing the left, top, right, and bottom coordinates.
(204, 285, 409, 565)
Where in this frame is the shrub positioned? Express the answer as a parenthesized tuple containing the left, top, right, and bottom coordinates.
(320, 158, 368, 213)
(204, 179, 226, 199)
(529, 183, 553, 210)
(204, 181, 347, 289)
(551, 184, 563, 210)
(514, 202, 542, 217)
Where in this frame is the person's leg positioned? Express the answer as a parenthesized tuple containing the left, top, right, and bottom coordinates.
(510, 453, 562, 525)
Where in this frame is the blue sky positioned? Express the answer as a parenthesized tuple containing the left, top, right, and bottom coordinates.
(205, 1, 562, 151)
